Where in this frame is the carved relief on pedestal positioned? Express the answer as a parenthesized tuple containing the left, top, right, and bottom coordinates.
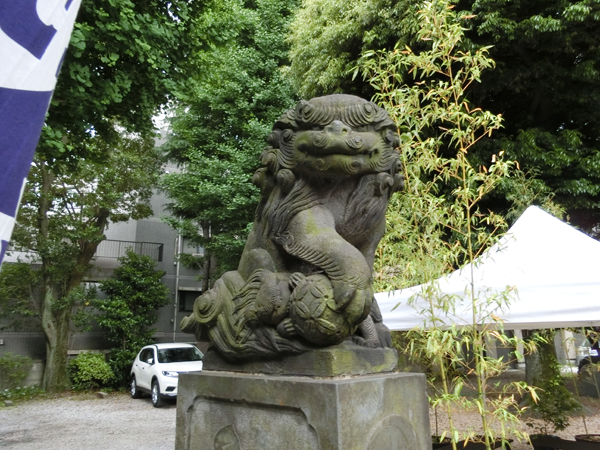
(214, 425, 240, 450)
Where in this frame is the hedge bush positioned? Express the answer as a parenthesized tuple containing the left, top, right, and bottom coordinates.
(68, 352, 114, 390)
(0, 352, 33, 390)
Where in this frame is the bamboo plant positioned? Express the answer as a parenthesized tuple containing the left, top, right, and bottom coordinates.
(360, 2, 540, 449)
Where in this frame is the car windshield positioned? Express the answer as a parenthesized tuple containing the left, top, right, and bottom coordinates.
(157, 347, 203, 363)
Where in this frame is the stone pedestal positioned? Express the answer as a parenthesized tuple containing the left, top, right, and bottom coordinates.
(199, 341, 400, 377)
(176, 370, 431, 450)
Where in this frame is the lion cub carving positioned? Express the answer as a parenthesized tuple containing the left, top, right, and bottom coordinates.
(181, 94, 403, 360)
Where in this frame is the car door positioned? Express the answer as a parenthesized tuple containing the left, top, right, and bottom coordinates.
(136, 347, 155, 390)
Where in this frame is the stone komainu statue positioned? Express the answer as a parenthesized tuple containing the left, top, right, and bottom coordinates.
(181, 94, 403, 360)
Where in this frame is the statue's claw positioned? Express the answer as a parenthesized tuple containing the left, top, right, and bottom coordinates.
(354, 314, 392, 348)
(351, 335, 378, 348)
(277, 318, 297, 337)
(289, 272, 306, 289)
(374, 321, 392, 348)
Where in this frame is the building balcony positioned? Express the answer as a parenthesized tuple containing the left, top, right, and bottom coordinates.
(94, 239, 164, 262)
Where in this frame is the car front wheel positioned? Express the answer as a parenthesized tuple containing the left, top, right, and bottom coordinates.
(151, 379, 162, 408)
(579, 357, 591, 373)
(130, 376, 142, 399)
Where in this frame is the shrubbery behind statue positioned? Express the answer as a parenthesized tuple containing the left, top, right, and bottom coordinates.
(181, 94, 403, 360)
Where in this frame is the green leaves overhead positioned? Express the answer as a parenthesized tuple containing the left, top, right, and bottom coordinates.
(360, 2, 511, 291)
(462, 0, 600, 218)
(288, 0, 422, 98)
(44, 0, 210, 163)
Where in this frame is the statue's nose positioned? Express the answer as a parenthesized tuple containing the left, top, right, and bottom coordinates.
(325, 120, 351, 135)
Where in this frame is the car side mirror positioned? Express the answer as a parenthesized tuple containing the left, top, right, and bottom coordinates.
(147, 358, 154, 365)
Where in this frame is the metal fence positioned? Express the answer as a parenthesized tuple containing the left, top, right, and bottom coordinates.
(94, 239, 164, 262)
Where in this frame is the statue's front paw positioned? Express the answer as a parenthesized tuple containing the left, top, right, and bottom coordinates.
(351, 335, 378, 348)
(277, 318, 297, 338)
(289, 272, 306, 289)
(180, 315, 205, 342)
(374, 321, 392, 348)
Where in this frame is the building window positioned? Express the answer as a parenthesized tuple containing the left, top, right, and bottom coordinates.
(179, 291, 200, 312)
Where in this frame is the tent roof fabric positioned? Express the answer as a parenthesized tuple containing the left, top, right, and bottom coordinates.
(376, 206, 600, 330)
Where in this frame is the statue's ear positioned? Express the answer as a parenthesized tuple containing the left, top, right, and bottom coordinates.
(274, 108, 298, 130)
(388, 128, 400, 148)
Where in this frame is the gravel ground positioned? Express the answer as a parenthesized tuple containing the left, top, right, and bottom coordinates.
(1, 391, 599, 449)
(0, 392, 177, 450)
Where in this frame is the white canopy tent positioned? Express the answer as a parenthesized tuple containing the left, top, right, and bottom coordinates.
(376, 206, 600, 331)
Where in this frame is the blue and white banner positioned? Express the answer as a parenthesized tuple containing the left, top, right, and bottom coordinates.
(0, 0, 82, 265)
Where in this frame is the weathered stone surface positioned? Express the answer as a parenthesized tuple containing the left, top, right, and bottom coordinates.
(176, 371, 431, 450)
(180, 94, 403, 360)
(202, 341, 399, 377)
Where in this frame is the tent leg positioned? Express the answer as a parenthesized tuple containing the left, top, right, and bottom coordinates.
(514, 329, 526, 370)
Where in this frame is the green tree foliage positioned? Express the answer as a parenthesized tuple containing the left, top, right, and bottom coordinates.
(288, 0, 600, 232)
(461, 0, 600, 224)
(360, 5, 508, 290)
(6, 134, 163, 391)
(288, 0, 421, 98)
(96, 251, 169, 386)
(161, 0, 298, 284)
(42, 0, 209, 163)
(0, 262, 39, 331)
(3, 0, 211, 392)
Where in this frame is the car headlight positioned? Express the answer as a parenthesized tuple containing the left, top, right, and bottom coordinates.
(162, 371, 179, 377)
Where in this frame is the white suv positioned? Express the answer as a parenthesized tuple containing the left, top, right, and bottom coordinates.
(130, 343, 203, 407)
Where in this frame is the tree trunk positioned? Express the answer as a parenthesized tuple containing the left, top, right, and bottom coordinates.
(38, 164, 71, 391)
(41, 291, 71, 391)
(35, 162, 106, 391)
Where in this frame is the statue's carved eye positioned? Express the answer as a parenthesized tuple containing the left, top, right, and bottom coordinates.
(313, 133, 329, 148)
(384, 128, 398, 146)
